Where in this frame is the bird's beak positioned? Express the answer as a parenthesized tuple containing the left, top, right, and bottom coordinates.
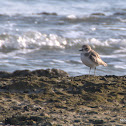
(79, 49, 83, 51)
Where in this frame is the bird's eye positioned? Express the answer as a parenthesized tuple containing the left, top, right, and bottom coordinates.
(85, 48, 88, 51)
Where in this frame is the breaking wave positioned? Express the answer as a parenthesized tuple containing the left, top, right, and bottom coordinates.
(0, 32, 67, 50)
(0, 31, 126, 53)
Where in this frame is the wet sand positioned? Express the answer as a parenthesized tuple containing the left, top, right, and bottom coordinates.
(0, 69, 125, 125)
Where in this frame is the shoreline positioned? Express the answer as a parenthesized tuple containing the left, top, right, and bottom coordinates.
(0, 69, 125, 125)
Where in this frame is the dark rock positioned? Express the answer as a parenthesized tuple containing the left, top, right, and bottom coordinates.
(32, 69, 69, 78)
(24, 106, 29, 111)
(83, 82, 102, 93)
(0, 71, 11, 78)
(12, 106, 21, 110)
(12, 70, 32, 77)
(89, 119, 104, 124)
(74, 119, 80, 122)
(91, 13, 105, 16)
(120, 98, 126, 104)
(114, 12, 126, 15)
(5, 116, 51, 125)
(34, 12, 57, 16)
(0, 69, 68, 78)
(86, 111, 98, 114)
(41, 12, 57, 15)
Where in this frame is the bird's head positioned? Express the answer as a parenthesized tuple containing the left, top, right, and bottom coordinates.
(79, 45, 91, 53)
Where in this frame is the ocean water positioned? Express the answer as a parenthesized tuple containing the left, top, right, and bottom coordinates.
(0, 0, 126, 76)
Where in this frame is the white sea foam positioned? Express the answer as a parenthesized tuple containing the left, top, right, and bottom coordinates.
(114, 62, 126, 69)
(67, 15, 77, 19)
(0, 32, 67, 50)
(52, 59, 65, 63)
(64, 31, 84, 38)
(0, 31, 126, 55)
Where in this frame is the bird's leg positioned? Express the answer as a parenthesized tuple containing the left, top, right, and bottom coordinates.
(94, 67, 96, 76)
(89, 67, 91, 76)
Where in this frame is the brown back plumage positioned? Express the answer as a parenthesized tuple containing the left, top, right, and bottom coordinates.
(89, 49, 107, 66)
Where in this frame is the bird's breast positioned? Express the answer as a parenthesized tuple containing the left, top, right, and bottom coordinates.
(80, 53, 97, 68)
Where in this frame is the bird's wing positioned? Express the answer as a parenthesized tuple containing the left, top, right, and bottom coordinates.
(89, 50, 101, 65)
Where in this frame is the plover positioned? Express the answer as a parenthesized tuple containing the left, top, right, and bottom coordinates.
(79, 45, 107, 75)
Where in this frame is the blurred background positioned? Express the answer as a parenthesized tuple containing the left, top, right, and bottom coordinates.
(0, 0, 126, 76)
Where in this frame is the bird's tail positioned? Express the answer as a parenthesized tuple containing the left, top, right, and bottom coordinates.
(102, 61, 107, 66)
(98, 58, 107, 66)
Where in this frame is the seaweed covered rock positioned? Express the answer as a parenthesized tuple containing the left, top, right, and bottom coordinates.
(0, 71, 11, 78)
(0, 69, 125, 125)
(12, 70, 32, 77)
(33, 12, 58, 16)
(0, 69, 69, 78)
(32, 68, 69, 78)
(5, 116, 52, 125)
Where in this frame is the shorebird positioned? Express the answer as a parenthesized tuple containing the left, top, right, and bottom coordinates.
(79, 45, 107, 75)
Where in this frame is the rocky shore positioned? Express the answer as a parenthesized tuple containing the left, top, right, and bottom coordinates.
(0, 69, 125, 125)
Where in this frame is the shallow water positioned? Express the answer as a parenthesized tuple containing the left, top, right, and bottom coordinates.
(0, 0, 126, 76)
